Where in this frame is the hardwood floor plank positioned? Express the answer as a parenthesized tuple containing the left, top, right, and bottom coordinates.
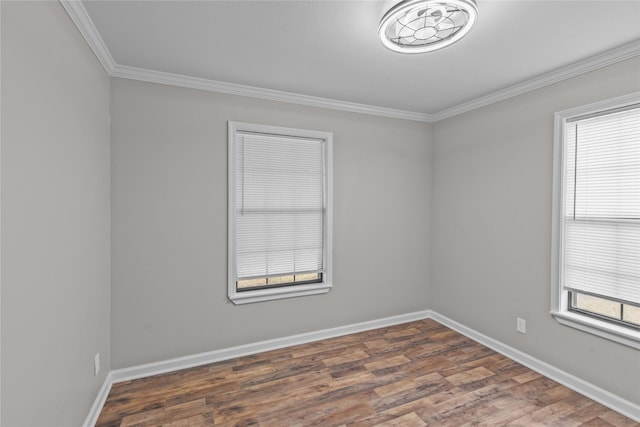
(120, 407, 165, 426)
(372, 376, 453, 413)
(260, 392, 376, 426)
(581, 418, 617, 427)
(445, 366, 495, 386)
(556, 402, 615, 425)
(323, 350, 370, 367)
(364, 355, 410, 371)
(599, 410, 640, 427)
(383, 327, 423, 339)
(95, 320, 638, 427)
(513, 369, 542, 384)
(372, 412, 425, 427)
(163, 412, 216, 427)
(373, 378, 418, 398)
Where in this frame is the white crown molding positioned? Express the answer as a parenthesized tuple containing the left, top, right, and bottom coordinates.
(429, 311, 640, 423)
(432, 39, 640, 121)
(84, 309, 639, 425)
(59, 1, 115, 74)
(60, 0, 640, 123)
(110, 64, 433, 122)
(58, 0, 430, 122)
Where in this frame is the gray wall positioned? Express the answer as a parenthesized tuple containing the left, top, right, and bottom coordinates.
(431, 57, 640, 405)
(3, 1, 638, 422)
(1, 2, 111, 425)
(110, 78, 433, 368)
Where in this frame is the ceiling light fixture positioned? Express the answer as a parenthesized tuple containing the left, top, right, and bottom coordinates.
(379, 0, 478, 54)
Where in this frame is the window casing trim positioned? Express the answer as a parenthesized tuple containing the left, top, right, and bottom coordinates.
(551, 310, 640, 350)
(227, 121, 333, 305)
(550, 92, 640, 349)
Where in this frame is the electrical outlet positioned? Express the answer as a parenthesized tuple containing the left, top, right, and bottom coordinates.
(516, 318, 526, 334)
(94, 353, 100, 376)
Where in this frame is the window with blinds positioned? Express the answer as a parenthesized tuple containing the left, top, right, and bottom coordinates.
(560, 103, 640, 329)
(228, 122, 333, 304)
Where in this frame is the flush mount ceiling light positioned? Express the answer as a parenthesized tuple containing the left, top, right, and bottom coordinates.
(379, 0, 478, 54)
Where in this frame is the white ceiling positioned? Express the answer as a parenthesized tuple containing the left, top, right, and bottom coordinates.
(81, 0, 640, 117)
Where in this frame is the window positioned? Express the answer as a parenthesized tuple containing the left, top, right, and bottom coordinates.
(228, 122, 333, 304)
(551, 93, 640, 348)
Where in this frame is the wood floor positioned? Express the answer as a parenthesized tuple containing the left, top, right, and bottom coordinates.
(96, 319, 638, 426)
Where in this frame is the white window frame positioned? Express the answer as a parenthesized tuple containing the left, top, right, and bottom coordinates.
(550, 92, 640, 349)
(227, 121, 333, 305)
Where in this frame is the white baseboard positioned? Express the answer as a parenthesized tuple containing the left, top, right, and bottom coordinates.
(83, 309, 639, 425)
(109, 310, 432, 383)
(83, 310, 432, 426)
(82, 372, 113, 427)
(429, 311, 640, 422)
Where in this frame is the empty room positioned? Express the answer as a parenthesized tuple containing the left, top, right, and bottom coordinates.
(1, 0, 639, 425)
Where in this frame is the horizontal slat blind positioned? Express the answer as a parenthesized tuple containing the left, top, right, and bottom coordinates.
(235, 132, 326, 280)
(563, 107, 640, 304)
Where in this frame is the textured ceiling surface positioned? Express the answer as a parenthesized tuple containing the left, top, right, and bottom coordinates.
(83, 1, 640, 114)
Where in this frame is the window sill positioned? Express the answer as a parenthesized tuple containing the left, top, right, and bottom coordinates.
(229, 282, 332, 305)
(551, 310, 640, 350)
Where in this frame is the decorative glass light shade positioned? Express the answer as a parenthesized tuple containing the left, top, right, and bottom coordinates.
(379, 0, 478, 53)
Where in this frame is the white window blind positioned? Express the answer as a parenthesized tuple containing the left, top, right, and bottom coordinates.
(562, 105, 640, 305)
(234, 131, 326, 282)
